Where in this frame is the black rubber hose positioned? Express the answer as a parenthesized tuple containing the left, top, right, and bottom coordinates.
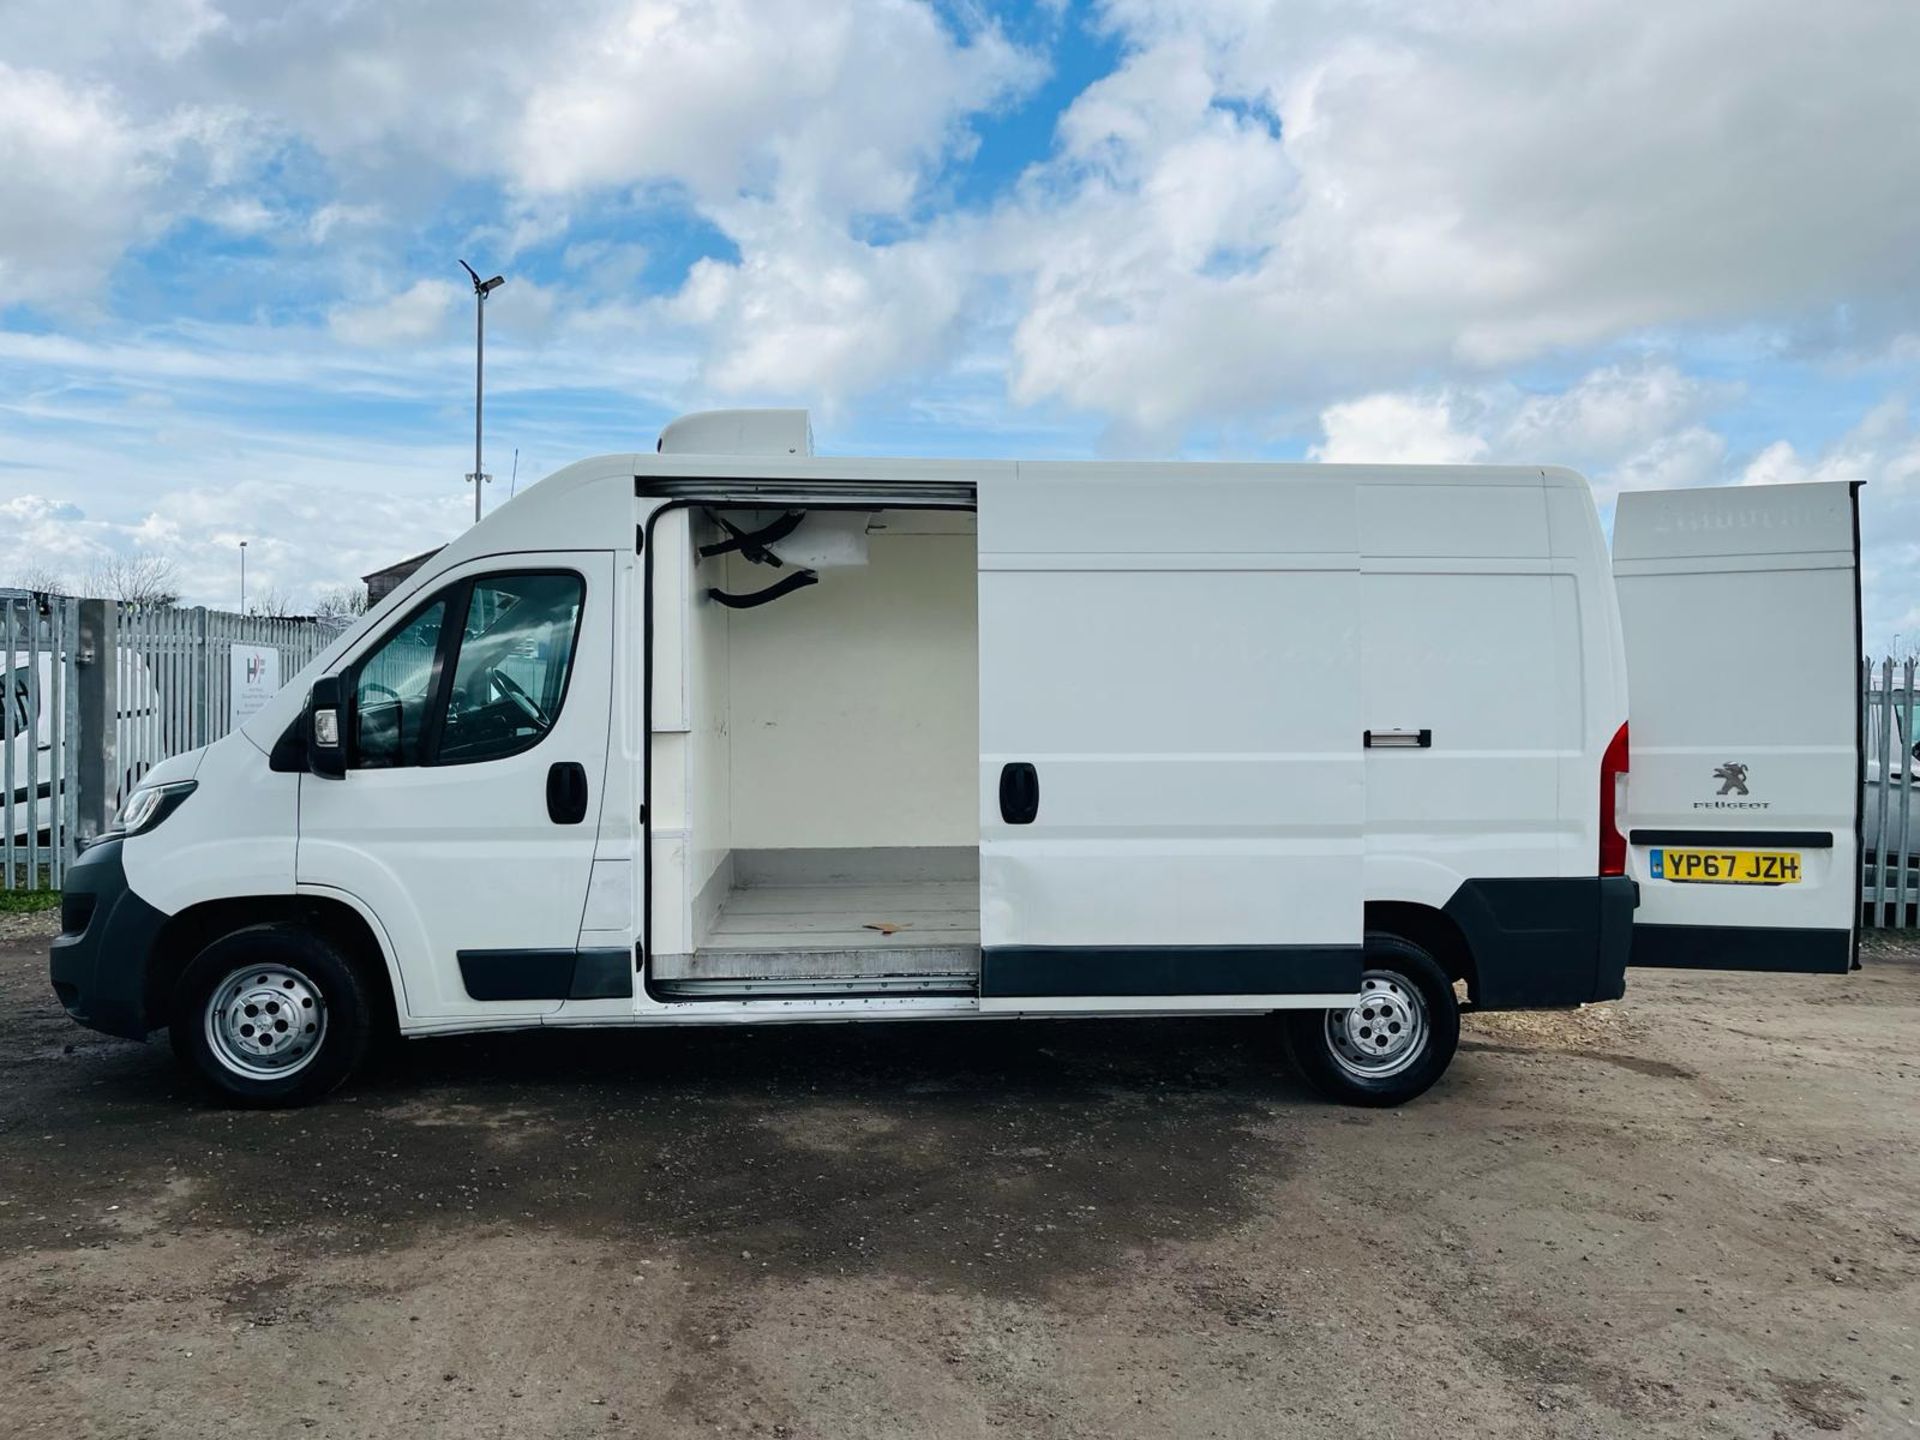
(705, 570, 819, 609)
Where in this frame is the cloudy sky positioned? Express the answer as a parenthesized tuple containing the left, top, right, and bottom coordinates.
(2, 0, 1917, 647)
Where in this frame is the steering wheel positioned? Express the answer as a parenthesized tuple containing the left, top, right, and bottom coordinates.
(490, 668, 550, 730)
(362, 682, 401, 708)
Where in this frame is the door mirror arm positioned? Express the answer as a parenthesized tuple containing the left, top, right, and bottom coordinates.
(307, 674, 351, 779)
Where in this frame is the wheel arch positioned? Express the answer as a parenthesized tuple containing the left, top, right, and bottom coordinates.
(1364, 900, 1478, 1003)
(147, 894, 401, 1037)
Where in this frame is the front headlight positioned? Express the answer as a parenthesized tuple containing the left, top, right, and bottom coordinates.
(113, 780, 197, 837)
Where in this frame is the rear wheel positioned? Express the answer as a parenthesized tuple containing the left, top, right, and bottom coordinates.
(1284, 933, 1459, 1107)
(169, 924, 373, 1108)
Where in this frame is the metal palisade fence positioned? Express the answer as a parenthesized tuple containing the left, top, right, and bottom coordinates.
(4, 590, 347, 890)
(2, 591, 79, 889)
(1864, 657, 1919, 929)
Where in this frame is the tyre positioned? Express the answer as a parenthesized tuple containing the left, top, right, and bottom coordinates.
(1283, 932, 1460, 1107)
(169, 924, 373, 1108)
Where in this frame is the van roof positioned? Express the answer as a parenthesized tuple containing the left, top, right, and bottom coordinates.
(633, 409, 1587, 490)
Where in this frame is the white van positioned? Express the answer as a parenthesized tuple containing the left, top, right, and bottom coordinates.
(6, 639, 163, 848)
(48, 413, 1863, 1107)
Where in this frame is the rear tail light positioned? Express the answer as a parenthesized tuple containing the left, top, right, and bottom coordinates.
(1599, 721, 1629, 876)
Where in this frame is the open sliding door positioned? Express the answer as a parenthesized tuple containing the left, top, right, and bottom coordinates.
(975, 464, 1365, 1011)
(1614, 481, 1862, 973)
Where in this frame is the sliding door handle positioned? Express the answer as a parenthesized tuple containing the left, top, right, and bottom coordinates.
(999, 762, 1039, 825)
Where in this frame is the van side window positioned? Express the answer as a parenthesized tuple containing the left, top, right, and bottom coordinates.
(353, 599, 448, 768)
(435, 573, 585, 765)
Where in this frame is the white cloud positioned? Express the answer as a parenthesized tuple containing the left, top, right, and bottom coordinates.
(667, 218, 974, 403)
(0, 409, 475, 610)
(1311, 393, 1485, 464)
(0, 59, 271, 310)
(0, 479, 465, 613)
(10, 0, 1911, 442)
(0, 1, 1042, 410)
(1735, 400, 1920, 494)
(1501, 367, 1730, 470)
(0, 0, 1040, 233)
(990, 0, 1920, 434)
(204, 196, 277, 236)
(0, 65, 165, 306)
(1308, 363, 1723, 477)
(0, 0, 228, 67)
(515, 0, 1038, 215)
(562, 240, 651, 299)
(306, 203, 382, 245)
(1600, 427, 1729, 501)
(327, 280, 463, 347)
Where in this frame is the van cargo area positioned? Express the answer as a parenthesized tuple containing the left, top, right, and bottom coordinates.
(646, 505, 982, 997)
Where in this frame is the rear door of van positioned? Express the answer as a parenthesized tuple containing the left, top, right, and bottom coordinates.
(1613, 481, 1861, 973)
(974, 463, 1366, 1010)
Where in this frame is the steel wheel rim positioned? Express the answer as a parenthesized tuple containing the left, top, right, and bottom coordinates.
(1325, 968, 1429, 1080)
(204, 963, 327, 1079)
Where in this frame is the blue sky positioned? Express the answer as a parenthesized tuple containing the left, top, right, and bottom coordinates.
(1, 0, 1917, 649)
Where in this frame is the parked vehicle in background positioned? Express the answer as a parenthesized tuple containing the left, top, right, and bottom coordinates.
(4, 644, 160, 846)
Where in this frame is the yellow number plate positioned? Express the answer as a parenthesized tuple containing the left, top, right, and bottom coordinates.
(1650, 848, 1801, 885)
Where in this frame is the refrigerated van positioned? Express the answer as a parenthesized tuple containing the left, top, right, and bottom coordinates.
(49, 411, 1863, 1107)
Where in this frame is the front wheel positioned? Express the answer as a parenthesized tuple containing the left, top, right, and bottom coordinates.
(169, 924, 373, 1108)
(1284, 933, 1460, 1107)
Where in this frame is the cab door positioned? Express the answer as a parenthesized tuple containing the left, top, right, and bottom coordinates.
(1613, 481, 1860, 973)
(975, 463, 1365, 1010)
(297, 553, 615, 1019)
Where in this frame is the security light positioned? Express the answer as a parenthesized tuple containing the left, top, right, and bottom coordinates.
(459, 259, 505, 295)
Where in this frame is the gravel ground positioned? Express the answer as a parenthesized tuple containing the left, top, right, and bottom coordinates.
(2, 915, 1917, 1439)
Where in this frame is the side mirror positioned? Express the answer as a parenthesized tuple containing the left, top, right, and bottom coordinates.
(307, 675, 349, 779)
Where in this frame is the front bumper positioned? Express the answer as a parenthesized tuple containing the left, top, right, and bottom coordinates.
(48, 838, 167, 1041)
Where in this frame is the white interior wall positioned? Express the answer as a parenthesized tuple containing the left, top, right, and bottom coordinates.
(687, 512, 734, 908)
(698, 509, 978, 854)
(646, 508, 694, 959)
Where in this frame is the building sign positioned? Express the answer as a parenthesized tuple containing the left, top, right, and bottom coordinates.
(229, 647, 281, 728)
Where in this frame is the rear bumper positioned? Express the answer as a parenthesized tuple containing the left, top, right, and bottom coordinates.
(47, 838, 166, 1041)
(1444, 875, 1638, 1010)
(1630, 923, 1853, 974)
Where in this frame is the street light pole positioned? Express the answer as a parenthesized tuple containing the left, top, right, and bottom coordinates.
(239, 540, 248, 614)
(459, 260, 506, 525)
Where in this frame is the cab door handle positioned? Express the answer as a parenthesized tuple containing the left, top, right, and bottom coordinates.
(547, 762, 589, 825)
